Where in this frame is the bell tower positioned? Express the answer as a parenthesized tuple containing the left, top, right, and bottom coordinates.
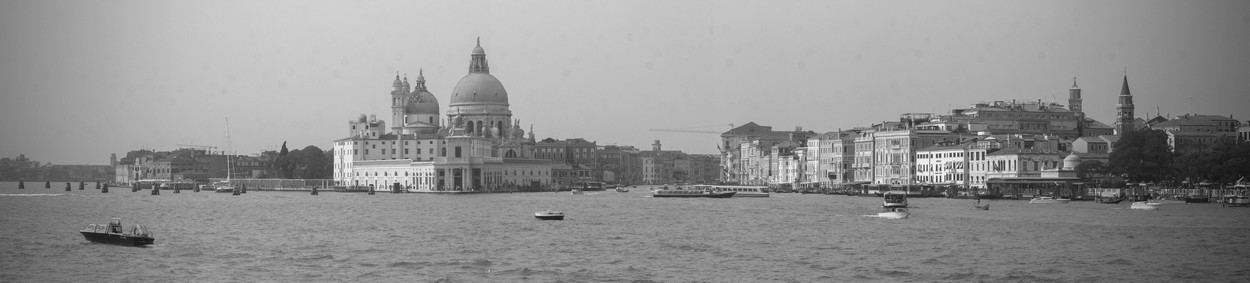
(1115, 75, 1135, 136)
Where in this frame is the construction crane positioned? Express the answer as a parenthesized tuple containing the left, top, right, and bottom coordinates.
(648, 124, 734, 135)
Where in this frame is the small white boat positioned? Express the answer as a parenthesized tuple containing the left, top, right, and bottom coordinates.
(534, 210, 564, 220)
(878, 207, 909, 219)
(1130, 201, 1161, 210)
(1029, 196, 1071, 204)
(571, 189, 584, 195)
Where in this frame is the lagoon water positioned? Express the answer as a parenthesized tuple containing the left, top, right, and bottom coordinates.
(1, 181, 1248, 282)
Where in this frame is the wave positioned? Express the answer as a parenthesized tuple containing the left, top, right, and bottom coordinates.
(0, 193, 69, 197)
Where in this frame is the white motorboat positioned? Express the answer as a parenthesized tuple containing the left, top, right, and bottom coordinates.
(571, 189, 584, 195)
(534, 210, 565, 220)
(878, 207, 909, 219)
(1029, 196, 1071, 204)
(1130, 201, 1161, 210)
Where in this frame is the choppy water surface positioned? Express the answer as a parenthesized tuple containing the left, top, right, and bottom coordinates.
(1, 182, 1248, 282)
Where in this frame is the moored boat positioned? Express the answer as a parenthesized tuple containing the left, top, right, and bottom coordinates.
(652, 189, 735, 198)
(1029, 196, 1071, 204)
(1222, 195, 1249, 207)
(80, 218, 154, 246)
(703, 185, 769, 197)
(571, 189, 584, 195)
(1097, 196, 1126, 204)
(878, 207, 909, 219)
(615, 187, 629, 193)
(534, 210, 565, 220)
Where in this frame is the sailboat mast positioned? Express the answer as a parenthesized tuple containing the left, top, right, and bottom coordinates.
(225, 117, 232, 182)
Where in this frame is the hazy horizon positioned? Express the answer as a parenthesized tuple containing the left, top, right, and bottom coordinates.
(3, 0, 1249, 165)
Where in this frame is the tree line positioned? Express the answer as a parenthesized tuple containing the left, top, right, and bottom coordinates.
(1099, 129, 1250, 187)
(269, 142, 334, 179)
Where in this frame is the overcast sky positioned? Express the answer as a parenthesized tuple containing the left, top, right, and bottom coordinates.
(2, 0, 1248, 165)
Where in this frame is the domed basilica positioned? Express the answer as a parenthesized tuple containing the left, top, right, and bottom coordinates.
(332, 39, 552, 192)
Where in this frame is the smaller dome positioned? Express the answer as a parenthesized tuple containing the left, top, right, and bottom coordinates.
(1062, 153, 1082, 170)
(472, 38, 485, 54)
(392, 75, 403, 87)
(405, 92, 440, 115)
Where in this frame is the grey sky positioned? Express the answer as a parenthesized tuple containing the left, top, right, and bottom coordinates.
(3, 0, 1248, 165)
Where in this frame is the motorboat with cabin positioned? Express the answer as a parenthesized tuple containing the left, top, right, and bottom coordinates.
(1028, 196, 1071, 204)
(80, 218, 154, 246)
(882, 191, 908, 208)
(534, 210, 565, 220)
(652, 188, 735, 198)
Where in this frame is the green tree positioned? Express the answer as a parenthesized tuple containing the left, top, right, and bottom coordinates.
(1108, 129, 1173, 182)
(275, 142, 292, 178)
(1075, 160, 1107, 181)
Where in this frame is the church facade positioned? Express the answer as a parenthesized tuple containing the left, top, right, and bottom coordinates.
(332, 39, 553, 192)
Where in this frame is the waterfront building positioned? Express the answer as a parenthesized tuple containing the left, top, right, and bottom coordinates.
(332, 39, 552, 191)
(598, 145, 641, 185)
(719, 122, 809, 184)
(985, 148, 1064, 180)
(809, 130, 860, 189)
(867, 126, 961, 187)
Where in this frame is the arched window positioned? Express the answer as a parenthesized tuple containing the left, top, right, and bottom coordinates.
(505, 150, 517, 158)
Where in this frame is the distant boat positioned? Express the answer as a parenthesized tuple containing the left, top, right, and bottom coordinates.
(615, 187, 629, 193)
(534, 210, 565, 220)
(652, 189, 735, 198)
(1222, 195, 1249, 207)
(571, 189, 584, 195)
(1097, 196, 1126, 204)
(703, 185, 769, 197)
(1029, 196, 1071, 204)
(80, 218, 154, 246)
(878, 207, 909, 219)
(215, 117, 237, 194)
(973, 200, 990, 210)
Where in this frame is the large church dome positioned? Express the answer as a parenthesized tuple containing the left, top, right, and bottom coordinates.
(449, 39, 509, 107)
(450, 73, 508, 106)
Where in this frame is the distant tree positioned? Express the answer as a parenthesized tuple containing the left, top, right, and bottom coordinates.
(1108, 129, 1173, 182)
(1075, 160, 1107, 181)
(276, 142, 292, 178)
(298, 145, 328, 179)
